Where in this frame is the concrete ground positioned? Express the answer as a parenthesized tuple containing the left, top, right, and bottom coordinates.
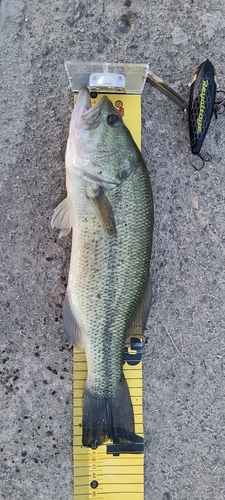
(1, 1, 225, 499)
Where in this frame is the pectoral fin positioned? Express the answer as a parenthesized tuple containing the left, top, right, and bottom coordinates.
(86, 185, 116, 235)
(126, 273, 152, 338)
(51, 197, 73, 238)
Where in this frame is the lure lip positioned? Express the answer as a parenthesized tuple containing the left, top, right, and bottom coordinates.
(146, 71, 188, 110)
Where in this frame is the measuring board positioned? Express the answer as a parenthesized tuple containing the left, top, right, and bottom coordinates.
(72, 93, 144, 500)
(65, 62, 149, 500)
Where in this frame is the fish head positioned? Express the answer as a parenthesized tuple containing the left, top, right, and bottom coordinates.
(67, 86, 137, 186)
(70, 86, 126, 150)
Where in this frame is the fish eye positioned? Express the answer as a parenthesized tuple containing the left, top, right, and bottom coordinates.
(107, 114, 121, 127)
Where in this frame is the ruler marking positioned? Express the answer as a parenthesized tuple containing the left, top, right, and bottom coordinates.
(74, 471, 144, 476)
(74, 474, 143, 486)
(76, 473, 143, 480)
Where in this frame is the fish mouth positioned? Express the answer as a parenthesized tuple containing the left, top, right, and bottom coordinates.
(76, 86, 108, 129)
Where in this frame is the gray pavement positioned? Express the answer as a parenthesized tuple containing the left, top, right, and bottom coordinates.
(1, 1, 225, 499)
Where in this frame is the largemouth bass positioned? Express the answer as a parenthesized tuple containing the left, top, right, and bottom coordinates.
(51, 87, 154, 447)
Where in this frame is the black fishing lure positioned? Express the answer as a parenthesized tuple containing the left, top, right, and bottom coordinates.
(146, 59, 224, 169)
(188, 59, 217, 156)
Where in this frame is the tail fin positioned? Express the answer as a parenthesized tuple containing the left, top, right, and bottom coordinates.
(82, 377, 135, 447)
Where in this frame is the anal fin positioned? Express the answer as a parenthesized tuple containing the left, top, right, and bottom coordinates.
(63, 293, 85, 347)
(126, 273, 152, 339)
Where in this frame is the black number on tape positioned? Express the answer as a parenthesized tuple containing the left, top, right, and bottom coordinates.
(123, 337, 142, 366)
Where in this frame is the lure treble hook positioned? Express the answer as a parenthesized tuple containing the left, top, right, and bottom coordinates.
(192, 150, 212, 171)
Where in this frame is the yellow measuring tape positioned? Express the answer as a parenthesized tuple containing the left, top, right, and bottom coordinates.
(73, 93, 144, 500)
